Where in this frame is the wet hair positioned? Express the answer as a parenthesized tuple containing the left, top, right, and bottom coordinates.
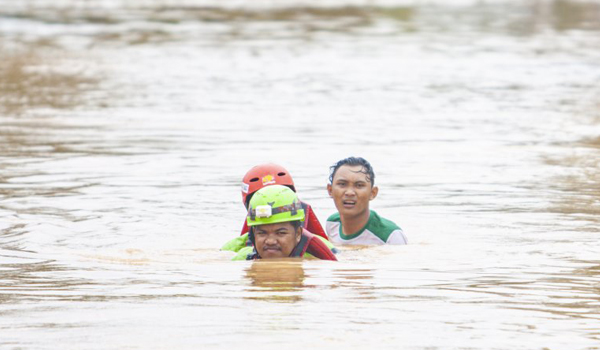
(290, 220, 303, 230)
(329, 157, 375, 186)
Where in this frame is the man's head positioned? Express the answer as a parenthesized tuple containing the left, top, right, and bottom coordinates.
(327, 157, 378, 220)
(247, 185, 304, 259)
(241, 164, 296, 209)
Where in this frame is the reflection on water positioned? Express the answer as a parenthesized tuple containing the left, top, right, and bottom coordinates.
(244, 260, 305, 303)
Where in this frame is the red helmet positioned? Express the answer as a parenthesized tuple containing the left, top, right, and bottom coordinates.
(241, 164, 296, 207)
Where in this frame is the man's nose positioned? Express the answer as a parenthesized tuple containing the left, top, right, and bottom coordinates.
(265, 234, 277, 244)
(344, 187, 357, 196)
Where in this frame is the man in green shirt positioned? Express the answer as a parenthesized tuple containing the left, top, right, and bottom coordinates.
(326, 157, 407, 245)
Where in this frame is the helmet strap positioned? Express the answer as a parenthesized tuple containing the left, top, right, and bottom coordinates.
(248, 226, 256, 246)
(289, 229, 309, 257)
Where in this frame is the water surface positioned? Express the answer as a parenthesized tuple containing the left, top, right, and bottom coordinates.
(1, 0, 600, 349)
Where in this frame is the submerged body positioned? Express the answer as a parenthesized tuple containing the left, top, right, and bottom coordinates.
(224, 230, 337, 261)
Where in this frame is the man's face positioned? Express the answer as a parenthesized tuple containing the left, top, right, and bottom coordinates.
(327, 165, 378, 219)
(253, 222, 302, 259)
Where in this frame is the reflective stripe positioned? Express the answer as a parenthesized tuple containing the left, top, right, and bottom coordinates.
(248, 201, 303, 220)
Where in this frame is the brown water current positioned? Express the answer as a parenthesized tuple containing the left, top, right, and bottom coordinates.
(1, 0, 600, 349)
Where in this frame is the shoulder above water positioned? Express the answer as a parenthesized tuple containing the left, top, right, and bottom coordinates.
(327, 212, 341, 222)
(326, 210, 407, 245)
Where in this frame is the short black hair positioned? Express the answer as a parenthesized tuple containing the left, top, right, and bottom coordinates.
(329, 157, 375, 186)
(290, 219, 303, 230)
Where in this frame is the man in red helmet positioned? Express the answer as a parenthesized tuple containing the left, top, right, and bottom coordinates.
(239, 163, 328, 240)
(222, 163, 330, 256)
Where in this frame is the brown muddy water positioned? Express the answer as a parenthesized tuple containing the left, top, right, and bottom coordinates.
(1, 0, 600, 349)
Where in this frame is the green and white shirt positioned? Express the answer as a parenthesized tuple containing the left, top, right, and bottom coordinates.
(326, 210, 407, 245)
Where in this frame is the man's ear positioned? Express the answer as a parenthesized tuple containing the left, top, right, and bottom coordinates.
(327, 184, 333, 197)
(370, 186, 379, 200)
(296, 226, 303, 243)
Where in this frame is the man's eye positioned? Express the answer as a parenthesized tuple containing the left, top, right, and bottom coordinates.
(256, 232, 267, 236)
(277, 231, 288, 236)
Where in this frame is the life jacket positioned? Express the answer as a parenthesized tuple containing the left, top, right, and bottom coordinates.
(247, 229, 337, 261)
(240, 201, 328, 241)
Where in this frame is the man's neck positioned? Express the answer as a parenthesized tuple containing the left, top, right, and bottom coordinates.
(340, 210, 371, 236)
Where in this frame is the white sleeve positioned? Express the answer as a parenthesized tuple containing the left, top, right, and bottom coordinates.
(386, 229, 408, 245)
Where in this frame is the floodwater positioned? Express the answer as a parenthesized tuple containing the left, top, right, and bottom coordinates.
(1, 0, 599, 349)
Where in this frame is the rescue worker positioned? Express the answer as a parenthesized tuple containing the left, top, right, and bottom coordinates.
(228, 185, 337, 261)
(222, 163, 328, 254)
(239, 163, 327, 239)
